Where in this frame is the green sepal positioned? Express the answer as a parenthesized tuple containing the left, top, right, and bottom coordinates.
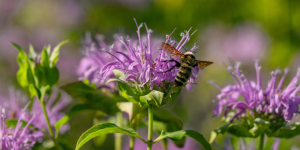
(139, 90, 164, 107)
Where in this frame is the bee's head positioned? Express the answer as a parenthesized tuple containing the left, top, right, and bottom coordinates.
(181, 52, 195, 64)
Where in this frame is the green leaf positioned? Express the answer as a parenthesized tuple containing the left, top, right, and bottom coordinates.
(117, 81, 140, 104)
(117, 102, 144, 122)
(93, 134, 107, 148)
(139, 90, 164, 107)
(249, 118, 270, 137)
(209, 123, 231, 143)
(60, 81, 119, 115)
(210, 122, 257, 143)
(12, 42, 35, 90)
(154, 130, 212, 150)
(50, 40, 68, 67)
(55, 104, 92, 138)
(75, 123, 146, 150)
(39, 86, 49, 102)
(227, 124, 253, 137)
(185, 130, 212, 150)
(161, 86, 182, 105)
(41, 47, 50, 68)
(29, 84, 40, 99)
(29, 44, 36, 58)
(271, 122, 300, 138)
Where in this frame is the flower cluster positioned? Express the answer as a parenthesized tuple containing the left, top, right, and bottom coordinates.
(78, 19, 201, 91)
(0, 106, 44, 150)
(211, 61, 300, 122)
(0, 89, 70, 149)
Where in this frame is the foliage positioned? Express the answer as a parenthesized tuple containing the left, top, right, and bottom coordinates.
(12, 41, 68, 100)
(75, 123, 211, 150)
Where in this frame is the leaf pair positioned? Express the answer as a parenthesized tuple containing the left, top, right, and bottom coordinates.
(75, 123, 212, 150)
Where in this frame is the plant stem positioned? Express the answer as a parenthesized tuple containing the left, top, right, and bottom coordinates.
(115, 112, 123, 150)
(129, 136, 135, 150)
(259, 134, 265, 150)
(147, 104, 153, 150)
(41, 101, 59, 149)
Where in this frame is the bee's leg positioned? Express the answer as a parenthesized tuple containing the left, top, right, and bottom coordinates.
(192, 63, 198, 67)
(157, 65, 177, 73)
(158, 60, 181, 73)
(161, 60, 181, 67)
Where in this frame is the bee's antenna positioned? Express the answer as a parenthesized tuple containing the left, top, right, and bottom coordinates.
(182, 46, 187, 52)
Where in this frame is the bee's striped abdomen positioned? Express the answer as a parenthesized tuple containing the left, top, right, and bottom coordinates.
(175, 62, 193, 86)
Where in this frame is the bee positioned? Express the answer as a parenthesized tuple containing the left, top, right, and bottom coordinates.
(160, 42, 213, 87)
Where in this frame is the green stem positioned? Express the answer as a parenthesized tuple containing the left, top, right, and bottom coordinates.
(259, 134, 265, 150)
(115, 112, 123, 150)
(147, 104, 153, 150)
(129, 136, 135, 150)
(41, 101, 59, 150)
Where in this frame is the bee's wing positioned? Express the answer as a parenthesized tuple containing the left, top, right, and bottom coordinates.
(161, 42, 184, 58)
(196, 60, 213, 70)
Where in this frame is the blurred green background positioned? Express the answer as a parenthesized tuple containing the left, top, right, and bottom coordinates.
(1, 0, 300, 149)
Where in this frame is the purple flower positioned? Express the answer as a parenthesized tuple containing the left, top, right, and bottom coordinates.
(0, 107, 44, 150)
(93, 19, 200, 90)
(0, 89, 70, 135)
(211, 61, 300, 122)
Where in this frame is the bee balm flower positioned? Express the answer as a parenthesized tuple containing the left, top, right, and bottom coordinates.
(211, 61, 300, 122)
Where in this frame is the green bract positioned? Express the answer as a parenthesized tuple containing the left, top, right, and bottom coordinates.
(106, 69, 182, 108)
(12, 41, 68, 100)
(210, 117, 300, 144)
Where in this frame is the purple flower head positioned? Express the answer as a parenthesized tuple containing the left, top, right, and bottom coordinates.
(0, 107, 44, 150)
(96, 19, 200, 91)
(0, 88, 26, 119)
(211, 61, 300, 122)
(0, 89, 70, 135)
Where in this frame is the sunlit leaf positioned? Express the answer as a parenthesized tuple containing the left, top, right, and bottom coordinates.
(75, 123, 146, 150)
(50, 40, 68, 67)
(11, 42, 35, 90)
(116, 81, 140, 104)
(209, 123, 231, 143)
(117, 102, 144, 122)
